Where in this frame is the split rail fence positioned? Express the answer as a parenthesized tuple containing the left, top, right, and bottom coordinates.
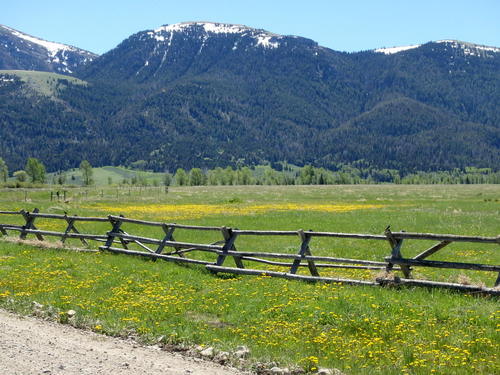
(1, 209, 499, 295)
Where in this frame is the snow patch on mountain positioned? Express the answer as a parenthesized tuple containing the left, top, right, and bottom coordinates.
(155, 22, 249, 35)
(436, 40, 500, 57)
(255, 35, 279, 49)
(153, 35, 166, 42)
(150, 22, 282, 49)
(2, 25, 75, 57)
(374, 44, 421, 54)
(1, 25, 96, 73)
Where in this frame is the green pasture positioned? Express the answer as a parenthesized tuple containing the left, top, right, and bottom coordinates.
(0, 184, 498, 374)
(47, 166, 164, 186)
(0, 70, 87, 98)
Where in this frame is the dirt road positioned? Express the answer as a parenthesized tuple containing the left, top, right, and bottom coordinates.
(0, 309, 243, 375)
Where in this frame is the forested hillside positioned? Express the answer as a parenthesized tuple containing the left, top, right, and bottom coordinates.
(0, 22, 498, 173)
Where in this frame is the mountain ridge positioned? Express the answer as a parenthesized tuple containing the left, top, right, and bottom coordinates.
(374, 39, 500, 55)
(0, 22, 498, 173)
(0, 24, 97, 74)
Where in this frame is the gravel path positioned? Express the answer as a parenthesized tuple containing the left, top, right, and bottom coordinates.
(0, 309, 243, 375)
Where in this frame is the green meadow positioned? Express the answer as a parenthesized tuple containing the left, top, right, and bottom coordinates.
(0, 184, 498, 374)
(0, 70, 87, 98)
(46, 166, 165, 186)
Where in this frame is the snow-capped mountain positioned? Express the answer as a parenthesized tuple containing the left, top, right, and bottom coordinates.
(434, 40, 500, 58)
(79, 21, 322, 82)
(0, 25, 97, 74)
(374, 40, 500, 58)
(150, 22, 283, 49)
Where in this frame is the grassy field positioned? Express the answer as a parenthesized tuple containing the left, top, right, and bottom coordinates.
(46, 166, 165, 186)
(0, 184, 498, 374)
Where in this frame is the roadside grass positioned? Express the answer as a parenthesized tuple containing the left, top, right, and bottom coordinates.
(0, 184, 499, 373)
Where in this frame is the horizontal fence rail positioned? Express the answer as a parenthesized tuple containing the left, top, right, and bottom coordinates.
(0, 209, 499, 295)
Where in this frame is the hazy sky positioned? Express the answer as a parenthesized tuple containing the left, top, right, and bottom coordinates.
(3, 0, 499, 54)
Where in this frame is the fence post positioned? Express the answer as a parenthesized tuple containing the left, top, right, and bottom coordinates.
(216, 227, 239, 267)
(385, 227, 411, 278)
(61, 216, 73, 244)
(19, 209, 30, 240)
(221, 227, 244, 268)
(104, 215, 125, 249)
(290, 230, 319, 276)
(20, 208, 44, 241)
(155, 224, 183, 258)
(62, 215, 89, 247)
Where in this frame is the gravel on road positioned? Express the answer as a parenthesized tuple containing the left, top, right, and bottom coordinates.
(0, 309, 244, 375)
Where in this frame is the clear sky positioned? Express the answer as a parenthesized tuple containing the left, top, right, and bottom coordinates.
(3, 0, 499, 55)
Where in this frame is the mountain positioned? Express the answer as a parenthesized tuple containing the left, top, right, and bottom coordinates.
(374, 40, 500, 57)
(0, 25, 97, 74)
(357, 40, 500, 126)
(0, 22, 499, 173)
(321, 97, 499, 171)
(80, 22, 298, 83)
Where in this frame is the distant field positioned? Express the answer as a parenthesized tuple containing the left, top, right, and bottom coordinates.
(0, 184, 498, 374)
(0, 69, 87, 97)
(48, 166, 165, 186)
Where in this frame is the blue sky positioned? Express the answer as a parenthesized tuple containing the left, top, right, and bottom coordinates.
(3, 0, 500, 54)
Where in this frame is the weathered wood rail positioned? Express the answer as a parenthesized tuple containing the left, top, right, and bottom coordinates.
(1, 209, 499, 295)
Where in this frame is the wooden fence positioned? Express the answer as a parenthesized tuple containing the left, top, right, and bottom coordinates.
(0, 209, 499, 295)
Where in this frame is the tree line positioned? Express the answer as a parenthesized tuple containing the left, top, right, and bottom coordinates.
(0, 157, 93, 187)
(167, 165, 500, 186)
(0, 157, 498, 187)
